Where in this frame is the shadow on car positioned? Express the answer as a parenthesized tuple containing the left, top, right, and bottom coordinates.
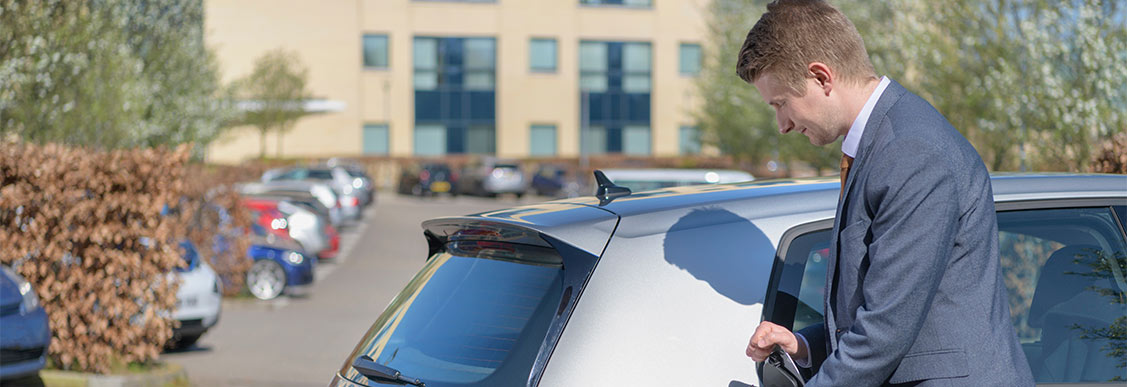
(662, 207, 774, 306)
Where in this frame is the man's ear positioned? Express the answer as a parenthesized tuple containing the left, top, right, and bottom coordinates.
(808, 62, 833, 96)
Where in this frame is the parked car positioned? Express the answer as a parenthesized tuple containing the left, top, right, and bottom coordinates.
(398, 162, 457, 197)
(240, 181, 343, 227)
(244, 225, 315, 300)
(530, 164, 584, 198)
(455, 158, 527, 197)
(169, 241, 222, 349)
(600, 168, 755, 192)
(326, 158, 377, 207)
(241, 197, 333, 260)
(263, 166, 365, 220)
(329, 174, 1127, 387)
(0, 265, 50, 380)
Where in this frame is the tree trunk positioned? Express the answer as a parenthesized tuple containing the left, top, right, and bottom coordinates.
(259, 127, 267, 159)
(276, 130, 283, 158)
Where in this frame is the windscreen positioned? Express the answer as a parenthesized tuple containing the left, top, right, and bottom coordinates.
(342, 241, 565, 386)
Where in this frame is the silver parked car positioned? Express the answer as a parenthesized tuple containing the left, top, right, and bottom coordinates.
(263, 166, 365, 220)
(455, 158, 528, 197)
(240, 181, 343, 227)
(329, 174, 1127, 387)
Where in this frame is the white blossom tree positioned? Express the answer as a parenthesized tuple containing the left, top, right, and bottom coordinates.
(0, 0, 231, 153)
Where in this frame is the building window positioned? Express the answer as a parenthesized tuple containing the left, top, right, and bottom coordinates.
(622, 43, 651, 93)
(530, 125, 557, 156)
(413, 38, 438, 90)
(679, 43, 701, 76)
(413, 36, 496, 155)
(414, 124, 446, 156)
(579, 42, 608, 92)
(464, 38, 496, 90)
(579, 41, 651, 154)
(529, 38, 557, 73)
(623, 125, 651, 155)
(580, 0, 652, 7)
(466, 124, 496, 154)
(680, 126, 701, 154)
(581, 125, 607, 154)
(363, 124, 389, 154)
(363, 35, 389, 69)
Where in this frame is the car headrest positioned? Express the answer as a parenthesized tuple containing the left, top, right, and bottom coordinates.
(1028, 244, 1103, 328)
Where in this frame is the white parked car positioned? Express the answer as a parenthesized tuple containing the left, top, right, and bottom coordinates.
(600, 168, 755, 192)
(170, 241, 222, 349)
(330, 173, 1126, 387)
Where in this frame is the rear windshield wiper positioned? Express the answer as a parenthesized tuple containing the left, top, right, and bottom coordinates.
(352, 355, 425, 386)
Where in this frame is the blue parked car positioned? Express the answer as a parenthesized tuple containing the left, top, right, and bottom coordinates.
(204, 204, 315, 301)
(244, 224, 314, 300)
(0, 265, 50, 380)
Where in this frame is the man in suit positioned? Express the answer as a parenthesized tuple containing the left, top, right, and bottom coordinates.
(737, 1, 1034, 385)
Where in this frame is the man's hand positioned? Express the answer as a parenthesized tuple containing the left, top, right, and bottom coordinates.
(746, 321, 806, 362)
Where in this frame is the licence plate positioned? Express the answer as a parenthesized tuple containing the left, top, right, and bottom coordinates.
(431, 181, 450, 192)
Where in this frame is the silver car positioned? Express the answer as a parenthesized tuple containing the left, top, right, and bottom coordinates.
(264, 166, 365, 221)
(240, 181, 343, 227)
(456, 158, 528, 197)
(330, 174, 1127, 387)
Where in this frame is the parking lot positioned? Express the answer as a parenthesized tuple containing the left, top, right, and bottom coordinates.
(163, 193, 537, 386)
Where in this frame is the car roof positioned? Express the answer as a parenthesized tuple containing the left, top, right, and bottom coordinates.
(454, 174, 1125, 238)
(601, 168, 755, 183)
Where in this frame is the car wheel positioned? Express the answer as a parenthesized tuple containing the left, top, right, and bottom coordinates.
(411, 185, 423, 196)
(247, 260, 286, 300)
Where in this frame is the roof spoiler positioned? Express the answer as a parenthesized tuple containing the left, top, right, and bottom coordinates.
(594, 170, 631, 206)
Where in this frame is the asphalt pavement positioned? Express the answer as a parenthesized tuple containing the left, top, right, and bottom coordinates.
(163, 193, 535, 386)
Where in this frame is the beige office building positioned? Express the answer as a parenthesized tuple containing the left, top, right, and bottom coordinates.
(205, 0, 710, 163)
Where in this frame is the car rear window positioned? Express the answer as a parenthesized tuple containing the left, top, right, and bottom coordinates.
(307, 170, 334, 180)
(342, 241, 566, 386)
(494, 164, 518, 170)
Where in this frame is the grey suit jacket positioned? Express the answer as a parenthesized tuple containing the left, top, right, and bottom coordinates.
(797, 80, 1034, 386)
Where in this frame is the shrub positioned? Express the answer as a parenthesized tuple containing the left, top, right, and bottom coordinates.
(0, 142, 189, 372)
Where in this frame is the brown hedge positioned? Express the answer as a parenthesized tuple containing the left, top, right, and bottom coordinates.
(0, 142, 190, 373)
(1091, 132, 1127, 174)
(182, 164, 261, 296)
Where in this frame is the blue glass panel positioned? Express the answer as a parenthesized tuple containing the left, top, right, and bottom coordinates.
(416, 91, 442, 121)
(443, 67, 464, 88)
(469, 91, 495, 121)
(588, 93, 607, 122)
(628, 93, 650, 123)
(608, 92, 624, 121)
(444, 38, 464, 67)
(447, 91, 466, 120)
(608, 126, 626, 152)
(608, 42, 622, 70)
(447, 125, 466, 154)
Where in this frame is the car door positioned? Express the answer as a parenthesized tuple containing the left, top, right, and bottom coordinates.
(763, 203, 1127, 385)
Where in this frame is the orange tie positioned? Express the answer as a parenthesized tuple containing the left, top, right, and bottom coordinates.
(840, 154, 854, 198)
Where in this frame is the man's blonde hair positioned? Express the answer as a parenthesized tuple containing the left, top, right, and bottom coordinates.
(735, 0, 876, 93)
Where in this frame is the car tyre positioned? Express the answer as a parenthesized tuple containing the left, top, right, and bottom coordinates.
(247, 260, 286, 300)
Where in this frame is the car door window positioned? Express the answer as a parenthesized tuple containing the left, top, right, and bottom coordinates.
(768, 206, 1127, 384)
(765, 225, 831, 332)
(998, 206, 1127, 384)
